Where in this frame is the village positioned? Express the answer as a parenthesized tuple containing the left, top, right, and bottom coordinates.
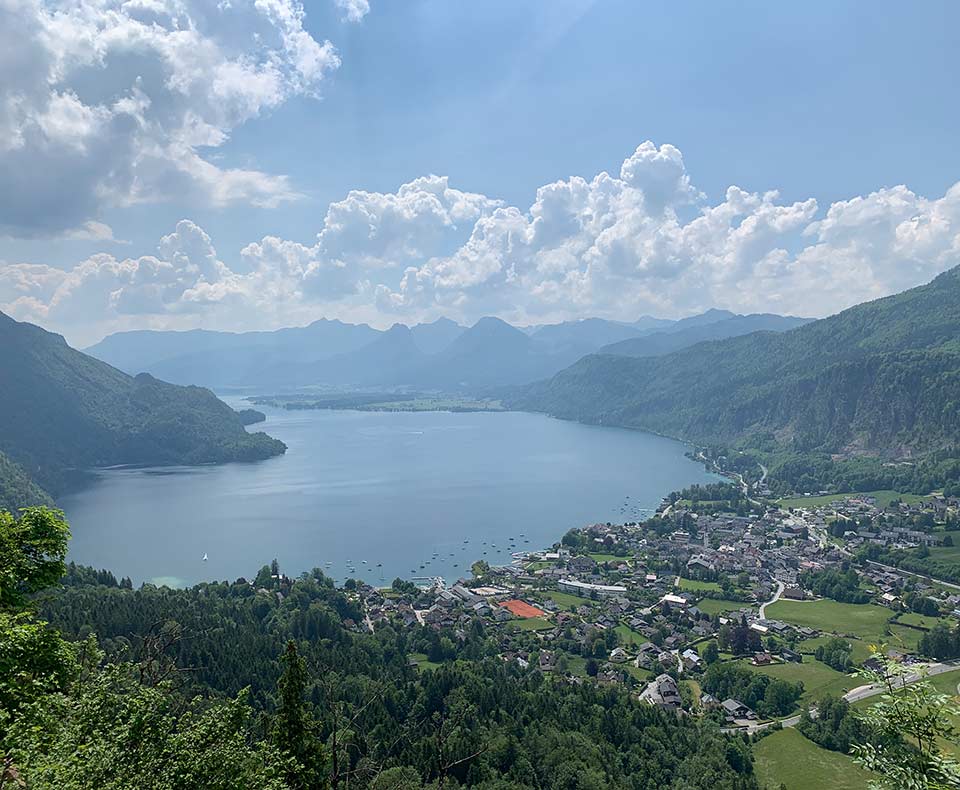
(344, 480, 960, 729)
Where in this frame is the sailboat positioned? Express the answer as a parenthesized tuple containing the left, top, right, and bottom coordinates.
(202, 553, 208, 562)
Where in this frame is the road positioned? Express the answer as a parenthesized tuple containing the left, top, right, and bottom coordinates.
(733, 471, 764, 508)
(758, 580, 785, 620)
(865, 559, 960, 592)
(724, 660, 960, 734)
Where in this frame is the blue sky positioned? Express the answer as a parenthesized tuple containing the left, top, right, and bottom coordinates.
(1, 0, 959, 344)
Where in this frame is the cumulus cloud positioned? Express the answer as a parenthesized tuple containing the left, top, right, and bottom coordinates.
(3, 141, 960, 345)
(0, 0, 345, 238)
(376, 143, 959, 323)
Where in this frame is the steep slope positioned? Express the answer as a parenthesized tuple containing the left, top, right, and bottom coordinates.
(0, 450, 53, 512)
(600, 313, 811, 358)
(0, 312, 286, 499)
(514, 266, 960, 457)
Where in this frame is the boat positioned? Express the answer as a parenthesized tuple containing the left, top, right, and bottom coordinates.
(202, 553, 208, 561)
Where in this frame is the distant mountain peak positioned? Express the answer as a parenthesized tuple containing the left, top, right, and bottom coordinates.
(416, 316, 461, 328)
(469, 316, 526, 335)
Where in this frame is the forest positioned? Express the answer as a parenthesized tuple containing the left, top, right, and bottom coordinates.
(4, 507, 760, 789)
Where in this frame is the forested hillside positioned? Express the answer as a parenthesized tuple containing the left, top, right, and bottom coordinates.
(0, 312, 285, 503)
(5, 508, 760, 790)
(599, 313, 810, 358)
(514, 266, 960, 465)
(0, 450, 52, 512)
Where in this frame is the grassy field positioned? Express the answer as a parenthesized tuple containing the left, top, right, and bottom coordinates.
(752, 728, 876, 790)
(524, 560, 554, 571)
(928, 541, 960, 564)
(797, 635, 873, 665)
(539, 590, 591, 609)
(563, 656, 591, 678)
(682, 679, 702, 710)
(624, 664, 651, 682)
(615, 624, 645, 646)
(508, 617, 554, 631)
(695, 598, 749, 615)
(896, 612, 948, 630)
(887, 623, 925, 650)
(678, 577, 721, 592)
(743, 658, 856, 708)
(766, 599, 892, 639)
(588, 553, 629, 564)
(409, 652, 442, 671)
(777, 489, 930, 509)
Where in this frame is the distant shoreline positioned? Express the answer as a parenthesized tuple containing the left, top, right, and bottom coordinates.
(248, 394, 504, 414)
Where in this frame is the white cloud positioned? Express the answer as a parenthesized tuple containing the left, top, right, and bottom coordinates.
(0, 0, 343, 238)
(3, 141, 960, 345)
(376, 143, 959, 323)
(333, 0, 369, 23)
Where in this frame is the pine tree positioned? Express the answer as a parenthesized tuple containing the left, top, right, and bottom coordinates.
(272, 641, 327, 789)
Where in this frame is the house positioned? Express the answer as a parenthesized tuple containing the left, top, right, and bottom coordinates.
(567, 555, 597, 574)
(686, 555, 716, 574)
(681, 648, 702, 670)
(634, 642, 661, 669)
(609, 647, 631, 663)
(701, 692, 720, 710)
(721, 699, 756, 721)
(640, 674, 682, 711)
(751, 652, 774, 666)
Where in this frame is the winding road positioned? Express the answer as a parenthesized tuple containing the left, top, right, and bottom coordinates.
(725, 660, 960, 733)
(758, 580, 785, 620)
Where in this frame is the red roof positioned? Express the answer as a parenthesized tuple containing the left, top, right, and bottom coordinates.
(500, 599, 546, 618)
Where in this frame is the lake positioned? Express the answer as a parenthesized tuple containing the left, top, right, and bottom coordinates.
(61, 405, 721, 587)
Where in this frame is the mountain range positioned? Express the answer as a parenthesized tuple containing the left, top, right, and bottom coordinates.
(85, 310, 807, 390)
(513, 264, 960, 461)
(0, 312, 286, 511)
